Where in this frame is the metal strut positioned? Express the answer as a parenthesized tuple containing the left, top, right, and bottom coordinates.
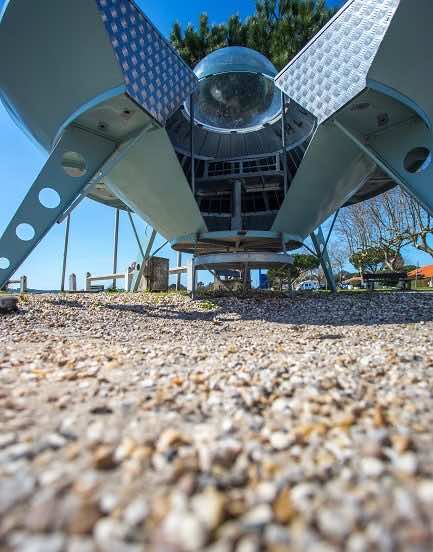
(310, 226, 337, 293)
(0, 126, 116, 290)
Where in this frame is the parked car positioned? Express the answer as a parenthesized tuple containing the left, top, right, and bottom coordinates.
(295, 280, 319, 291)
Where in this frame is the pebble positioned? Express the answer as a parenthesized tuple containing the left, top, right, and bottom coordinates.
(10, 533, 65, 552)
(269, 431, 292, 450)
(123, 497, 149, 526)
(360, 457, 385, 478)
(191, 487, 226, 530)
(162, 509, 208, 550)
(93, 446, 117, 470)
(0, 474, 36, 515)
(0, 431, 17, 449)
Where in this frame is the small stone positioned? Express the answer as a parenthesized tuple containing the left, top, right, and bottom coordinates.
(235, 535, 261, 552)
(317, 508, 355, 541)
(66, 498, 102, 534)
(67, 537, 97, 552)
(0, 474, 35, 515)
(213, 438, 242, 468)
(94, 518, 141, 552)
(269, 431, 292, 451)
(12, 533, 65, 552)
(391, 434, 412, 454)
(157, 428, 191, 452)
(99, 492, 120, 514)
(45, 433, 68, 450)
(191, 487, 226, 530)
(242, 504, 272, 528)
(0, 431, 17, 449)
(5, 442, 34, 460)
(89, 404, 113, 415)
(417, 480, 433, 504)
(93, 446, 117, 470)
(114, 437, 136, 462)
(123, 497, 149, 526)
(360, 457, 385, 478)
(393, 452, 418, 476)
(25, 492, 59, 532)
(272, 487, 296, 523)
(162, 510, 208, 551)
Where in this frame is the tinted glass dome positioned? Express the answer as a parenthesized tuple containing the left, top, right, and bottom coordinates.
(185, 46, 282, 133)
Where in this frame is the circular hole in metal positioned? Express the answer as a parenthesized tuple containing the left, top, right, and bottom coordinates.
(404, 147, 432, 174)
(16, 223, 35, 241)
(62, 152, 87, 178)
(39, 188, 61, 209)
(0, 257, 10, 270)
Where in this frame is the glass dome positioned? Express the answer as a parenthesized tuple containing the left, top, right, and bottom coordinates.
(185, 46, 282, 133)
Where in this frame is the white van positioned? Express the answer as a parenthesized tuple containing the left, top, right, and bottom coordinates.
(295, 280, 319, 291)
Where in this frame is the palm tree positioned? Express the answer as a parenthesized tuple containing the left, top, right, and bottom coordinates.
(170, 0, 338, 70)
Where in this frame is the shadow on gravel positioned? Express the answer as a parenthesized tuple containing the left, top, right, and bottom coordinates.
(104, 303, 216, 322)
(102, 292, 433, 327)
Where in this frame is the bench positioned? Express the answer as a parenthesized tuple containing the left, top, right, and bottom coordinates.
(362, 272, 410, 290)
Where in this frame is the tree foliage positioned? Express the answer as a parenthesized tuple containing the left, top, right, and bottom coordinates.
(170, 1, 338, 69)
(338, 188, 433, 272)
(349, 247, 386, 274)
(268, 253, 319, 289)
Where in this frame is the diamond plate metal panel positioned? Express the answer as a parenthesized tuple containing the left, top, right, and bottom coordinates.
(275, 0, 400, 123)
(95, 0, 198, 126)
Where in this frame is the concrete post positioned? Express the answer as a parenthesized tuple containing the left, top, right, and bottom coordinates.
(85, 272, 91, 292)
(69, 273, 77, 292)
(125, 268, 133, 292)
(20, 275, 27, 293)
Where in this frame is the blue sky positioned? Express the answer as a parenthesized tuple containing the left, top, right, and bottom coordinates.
(0, 0, 431, 290)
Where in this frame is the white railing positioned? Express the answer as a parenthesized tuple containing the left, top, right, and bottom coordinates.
(84, 270, 133, 292)
(4, 275, 28, 293)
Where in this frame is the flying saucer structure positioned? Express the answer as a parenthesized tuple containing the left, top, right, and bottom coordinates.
(1, 0, 433, 291)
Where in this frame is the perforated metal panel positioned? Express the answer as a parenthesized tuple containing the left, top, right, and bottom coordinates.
(96, 0, 198, 126)
(275, 0, 400, 123)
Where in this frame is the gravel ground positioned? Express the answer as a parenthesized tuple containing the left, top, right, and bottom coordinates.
(1, 291, 433, 552)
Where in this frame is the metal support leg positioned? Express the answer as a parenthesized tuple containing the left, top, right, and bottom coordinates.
(132, 229, 157, 292)
(60, 214, 71, 292)
(176, 251, 182, 290)
(311, 227, 336, 293)
(190, 94, 196, 196)
(192, 265, 197, 299)
(334, 118, 433, 217)
(112, 208, 120, 290)
(282, 235, 293, 295)
(127, 211, 145, 259)
(281, 91, 289, 195)
(0, 126, 116, 290)
(232, 180, 243, 231)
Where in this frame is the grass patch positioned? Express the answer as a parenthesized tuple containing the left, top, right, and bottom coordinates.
(198, 300, 218, 310)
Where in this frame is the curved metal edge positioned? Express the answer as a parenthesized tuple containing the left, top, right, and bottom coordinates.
(52, 85, 127, 149)
(367, 79, 431, 130)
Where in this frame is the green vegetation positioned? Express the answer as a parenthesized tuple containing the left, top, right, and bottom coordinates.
(170, 0, 338, 70)
(198, 300, 218, 310)
(268, 253, 320, 289)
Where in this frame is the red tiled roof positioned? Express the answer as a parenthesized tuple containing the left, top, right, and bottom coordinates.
(407, 264, 433, 279)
